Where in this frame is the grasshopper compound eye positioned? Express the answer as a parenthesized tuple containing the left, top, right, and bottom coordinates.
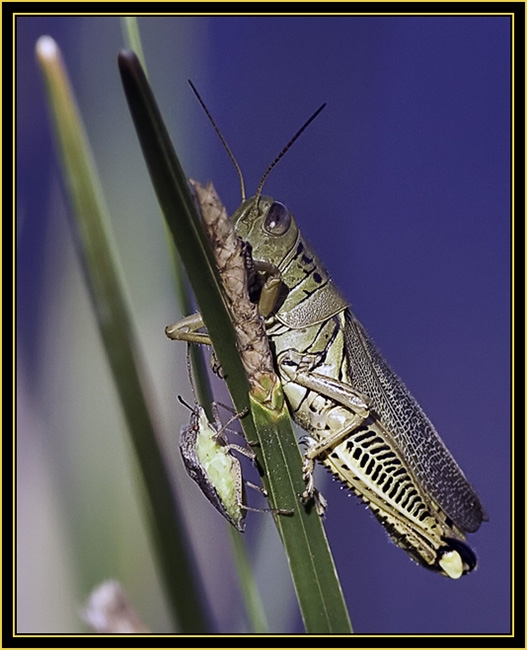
(263, 202, 292, 236)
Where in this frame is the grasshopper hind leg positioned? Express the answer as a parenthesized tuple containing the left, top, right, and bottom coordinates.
(279, 349, 372, 516)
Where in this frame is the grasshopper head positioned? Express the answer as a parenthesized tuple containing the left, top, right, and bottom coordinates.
(232, 196, 299, 269)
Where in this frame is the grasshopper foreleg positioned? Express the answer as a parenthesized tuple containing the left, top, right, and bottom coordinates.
(166, 313, 225, 373)
(251, 260, 284, 318)
(165, 312, 211, 345)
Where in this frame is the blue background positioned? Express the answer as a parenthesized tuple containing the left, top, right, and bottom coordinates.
(17, 15, 510, 634)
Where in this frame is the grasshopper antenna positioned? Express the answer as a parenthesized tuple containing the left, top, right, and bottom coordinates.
(188, 80, 246, 201)
(251, 102, 326, 216)
(178, 394, 195, 413)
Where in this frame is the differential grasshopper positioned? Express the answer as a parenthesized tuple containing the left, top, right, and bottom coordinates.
(167, 88, 487, 578)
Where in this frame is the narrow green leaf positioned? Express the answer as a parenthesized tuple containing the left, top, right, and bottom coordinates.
(228, 529, 269, 633)
(249, 387, 352, 633)
(118, 51, 251, 412)
(118, 49, 352, 633)
(119, 20, 270, 633)
(36, 36, 209, 633)
(121, 17, 148, 74)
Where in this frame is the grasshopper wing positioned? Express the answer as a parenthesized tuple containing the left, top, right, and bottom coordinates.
(344, 310, 487, 533)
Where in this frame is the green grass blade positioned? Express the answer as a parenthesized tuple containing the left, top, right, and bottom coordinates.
(118, 50, 353, 633)
(121, 17, 147, 74)
(119, 19, 270, 633)
(36, 36, 209, 633)
(228, 529, 269, 633)
(118, 51, 250, 407)
(249, 389, 352, 632)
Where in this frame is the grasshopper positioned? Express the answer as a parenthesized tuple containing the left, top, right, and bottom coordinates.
(178, 349, 288, 532)
(167, 87, 487, 578)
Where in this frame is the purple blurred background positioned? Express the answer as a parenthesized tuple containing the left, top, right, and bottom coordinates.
(17, 16, 510, 634)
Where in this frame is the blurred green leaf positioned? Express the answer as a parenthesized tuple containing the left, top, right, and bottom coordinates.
(120, 18, 270, 633)
(36, 35, 209, 633)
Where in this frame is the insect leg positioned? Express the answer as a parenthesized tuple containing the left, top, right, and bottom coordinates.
(222, 442, 256, 460)
(221, 434, 293, 517)
(212, 403, 249, 432)
(279, 349, 371, 414)
(299, 414, 368, 503)
(245, 480, 267, 494)
(242, 482, 293, 516)
(239, 503, 293, 516)
(165, 312, 211, 345)
(252, 260, 284, 318)
(278, 349, 372, 505)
